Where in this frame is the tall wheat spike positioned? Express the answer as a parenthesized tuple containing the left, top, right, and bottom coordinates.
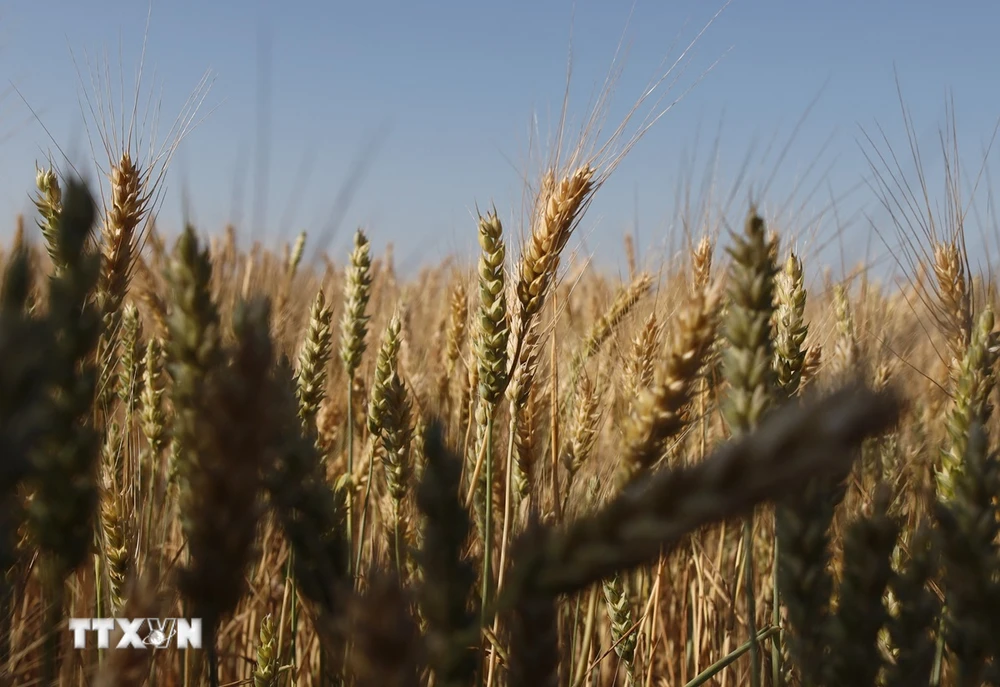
(721, 208, 779, 686)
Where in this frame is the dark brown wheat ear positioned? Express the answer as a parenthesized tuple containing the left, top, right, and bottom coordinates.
(414, 421, 479, 687)
(342, 570, 422, 687)
(505, 507, 562, 687)
(94, 573, 168, 687)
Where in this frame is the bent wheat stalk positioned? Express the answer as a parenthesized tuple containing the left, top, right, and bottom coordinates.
(503, 383, 901, 602)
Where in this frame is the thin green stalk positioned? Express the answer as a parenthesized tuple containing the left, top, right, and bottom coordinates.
(771, 534, 782, 687)
(481, 409, 496, 620)
(393, 502, 403, 579)
(685, 626, 779, 687)
(345, 376, 355, 576)
(744, 517, 760, 687)
(355, 440, 377, 576)
(498, 420, 517, 582)
(485, 427, 522, 687)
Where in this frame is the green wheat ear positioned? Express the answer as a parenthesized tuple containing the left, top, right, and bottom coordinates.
(33, 165, 65, 276)
(774, 252, 809, 399)
(937, 307, 998, 503)
(721, 207, 779, 687)
(254, 614, 279, 687)
(26, 176, 102, 685)
(296, 288, 334, 427)
(934, 421, 1000, 684)
(29, 176, 102, 580)
(722, 208, 779, 435)
(340, 228, 373, 379)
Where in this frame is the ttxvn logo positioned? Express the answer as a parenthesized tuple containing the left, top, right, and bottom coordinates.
(68, 618, 203, 649)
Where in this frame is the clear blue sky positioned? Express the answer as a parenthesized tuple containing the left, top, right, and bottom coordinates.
(1, 0, 998, 276)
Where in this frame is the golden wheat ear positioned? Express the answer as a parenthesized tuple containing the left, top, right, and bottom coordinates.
(295, 288, 334, 429)
(620, 280, 721, 486)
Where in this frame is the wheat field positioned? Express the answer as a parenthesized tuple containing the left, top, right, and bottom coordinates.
(1, 40, 999, 687)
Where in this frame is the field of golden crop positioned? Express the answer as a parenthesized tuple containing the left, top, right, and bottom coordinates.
(1, 37, 999, 687)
